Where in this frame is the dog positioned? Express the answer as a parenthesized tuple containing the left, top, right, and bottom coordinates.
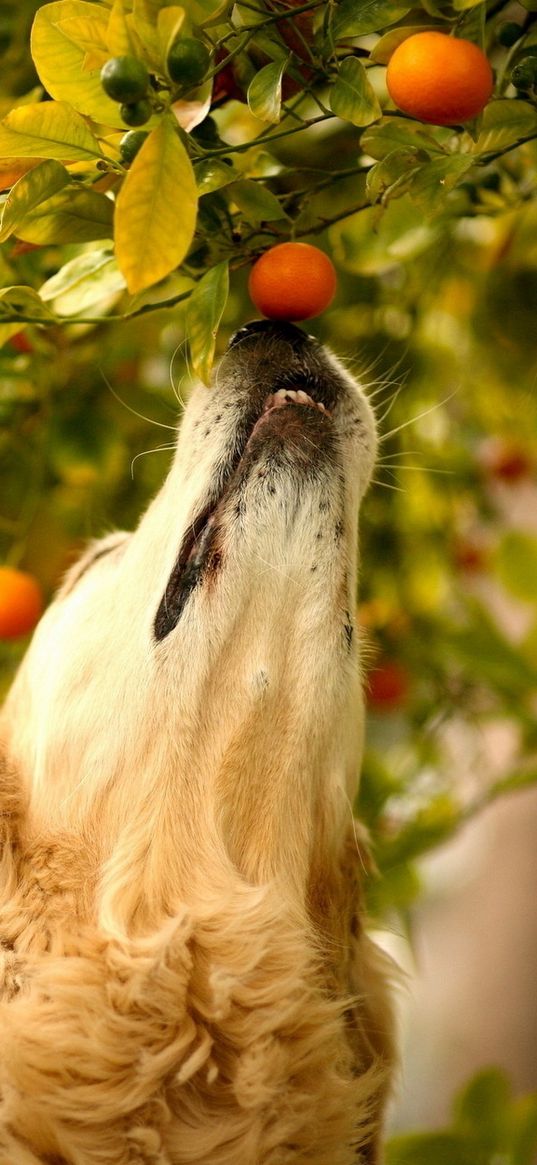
(0, 320, 395, 1164)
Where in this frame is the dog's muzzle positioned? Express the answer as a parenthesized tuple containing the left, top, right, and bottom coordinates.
(154, 321, 339, 642)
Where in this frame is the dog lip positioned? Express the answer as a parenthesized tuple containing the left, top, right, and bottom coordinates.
(154, 503, 216, 640)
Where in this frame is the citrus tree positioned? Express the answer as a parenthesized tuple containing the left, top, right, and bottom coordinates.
(1, 0, 537, 1157)
(1, 0, 537, 366)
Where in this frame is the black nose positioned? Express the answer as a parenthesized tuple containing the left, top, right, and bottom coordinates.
(228, 319, 316, 351)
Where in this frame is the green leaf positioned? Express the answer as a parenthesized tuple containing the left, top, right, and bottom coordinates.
(31, 1, 127, 128)
(0, 159, 70, 242)
(490, 770, 537, 797)
(0, 286, 55, 322)
(471, 99, 537, 157)
(453, 1068, 512, 1151)
(15, 187, 114, 244)
(115, 117, 198, 294)
(512, 1093, 537, 1165)
(40, 249, 126, 315)
(370, 25, 435, 65)
(386, 1132, 476, 1165)
(186, 260, 229, 385)
(420, 0, 452, 13)
(495, 531, 537, 602)
(453, 598, 537, 696)
(195, 157, 241, 195)
(0, 101, 103, 161)
(362, 118, 449, 161)
(331, 196, 437, 276)
(333, 0, 411, 40)
(366, 150, 422, 204)
(406, 156, 475, 215)
(376, 794, 461, 869)
(247, 58, 288, 124)
(329, 57, 381, 127)
(228, 179, 287, 223)
(366, 857, 422, 920)
(182, 0, 228, 24)
(358, 749, 404, 827)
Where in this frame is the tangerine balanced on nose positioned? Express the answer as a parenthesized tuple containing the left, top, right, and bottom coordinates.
(248, 242, 337, 321)
(386, 31, 493, 126)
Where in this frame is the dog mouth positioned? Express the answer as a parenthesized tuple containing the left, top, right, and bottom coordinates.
(154, 327, 334, 642)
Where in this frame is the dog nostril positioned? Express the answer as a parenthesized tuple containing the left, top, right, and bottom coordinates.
(228, 319, 316, 350)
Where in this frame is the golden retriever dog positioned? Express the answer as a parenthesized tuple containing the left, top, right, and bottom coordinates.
(0, 320, 395, 1164)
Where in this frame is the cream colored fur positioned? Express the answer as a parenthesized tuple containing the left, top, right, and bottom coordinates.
(0, 325, 395, 1164)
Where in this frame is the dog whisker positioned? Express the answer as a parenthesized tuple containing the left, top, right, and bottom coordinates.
(169, 341, 190, 409)
(377, 456, 451, 470)
(379, 389, 460, 443)
(371, 477, 406, 492)
(130, 444, 176, 479)
(374, 380, 408, 427)
(99, 367, 177, 431)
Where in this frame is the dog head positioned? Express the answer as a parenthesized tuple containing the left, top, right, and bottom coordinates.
(1, 321, 377, 897)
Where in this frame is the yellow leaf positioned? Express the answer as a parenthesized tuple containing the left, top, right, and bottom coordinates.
(0, 159, 70, 242)
(0, 323, 27, 349)
(0, 159, 41, 192)
(0, 286, 56, 321)
(56, 13, 109, 54)
(126, 13, 160, 68)
(107, 0, 136, 57)
(83, 49, 109, 72)
(115, 117, 198, 294)
(0, 102, 102, 160)
(16, 187, 114, 244)
(134, 0, 162, 24)
(31, 1, 127, 128)
(157, 6, 186, 61)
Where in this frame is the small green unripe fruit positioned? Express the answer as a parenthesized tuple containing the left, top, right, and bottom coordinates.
(166, 37, 211, 88)
(119, 129, 149, 163)
(100, 56, 150, 103)
(120, 99, 152, 127)
(511, 57, 537, 90)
